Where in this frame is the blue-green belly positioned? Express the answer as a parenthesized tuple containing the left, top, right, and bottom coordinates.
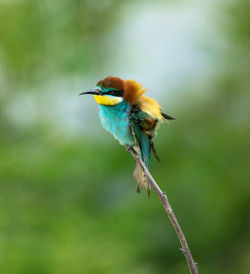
(98, 100, 134, 146)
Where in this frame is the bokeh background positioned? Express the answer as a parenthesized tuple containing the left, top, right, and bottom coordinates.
(0, 0, 249, 273)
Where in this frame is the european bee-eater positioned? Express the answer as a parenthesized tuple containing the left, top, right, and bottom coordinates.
(80, 76, 174, 195)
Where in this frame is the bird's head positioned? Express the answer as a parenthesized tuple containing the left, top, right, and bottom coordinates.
(80, 76, 146, 105)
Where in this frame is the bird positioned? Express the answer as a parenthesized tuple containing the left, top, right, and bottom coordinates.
(80, 76, 174, 196)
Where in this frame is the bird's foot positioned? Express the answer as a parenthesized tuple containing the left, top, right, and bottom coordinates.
(125, 145, 133, 152)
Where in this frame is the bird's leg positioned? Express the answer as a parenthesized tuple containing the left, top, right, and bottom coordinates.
(126, 145, 141, 161)
(125, 145, 135, 153)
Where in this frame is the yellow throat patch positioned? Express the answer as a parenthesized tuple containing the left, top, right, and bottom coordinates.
(94, 95, 123, 106)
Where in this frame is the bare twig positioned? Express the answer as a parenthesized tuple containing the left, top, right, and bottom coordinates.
(127, 146, 198, 274)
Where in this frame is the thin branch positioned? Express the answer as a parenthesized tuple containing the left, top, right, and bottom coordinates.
(127, 146, 198, 274)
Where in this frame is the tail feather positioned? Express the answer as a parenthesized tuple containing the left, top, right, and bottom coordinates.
(150, 142, 160, 162)
(133, 161, 151, 197)
(131, 124, 152, 197)
(139, 131, 151, 170)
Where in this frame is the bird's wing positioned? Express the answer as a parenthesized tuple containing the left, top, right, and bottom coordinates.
(129, 96, 174, 195)
(130, 95, 175, 164)
(129, 104, 153, 195)
(130, 103, 160, 169)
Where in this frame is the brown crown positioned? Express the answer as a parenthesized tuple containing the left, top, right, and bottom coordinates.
(97, 76, 124, 90)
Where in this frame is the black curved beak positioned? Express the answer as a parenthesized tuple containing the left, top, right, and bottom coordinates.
(79, 88, 102, 96)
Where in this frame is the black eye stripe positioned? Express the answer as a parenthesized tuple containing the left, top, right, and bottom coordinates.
(107, 90, 123, 97)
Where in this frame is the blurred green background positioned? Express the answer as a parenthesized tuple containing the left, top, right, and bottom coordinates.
(0, 0, 249, 273)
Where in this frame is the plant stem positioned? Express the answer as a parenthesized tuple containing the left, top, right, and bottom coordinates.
(127, 146, 198, 274)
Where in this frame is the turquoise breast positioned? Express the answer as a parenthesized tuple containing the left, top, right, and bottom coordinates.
(98, 100, 135, 146)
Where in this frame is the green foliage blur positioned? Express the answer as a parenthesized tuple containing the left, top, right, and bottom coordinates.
(0, 1, 249, 273)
